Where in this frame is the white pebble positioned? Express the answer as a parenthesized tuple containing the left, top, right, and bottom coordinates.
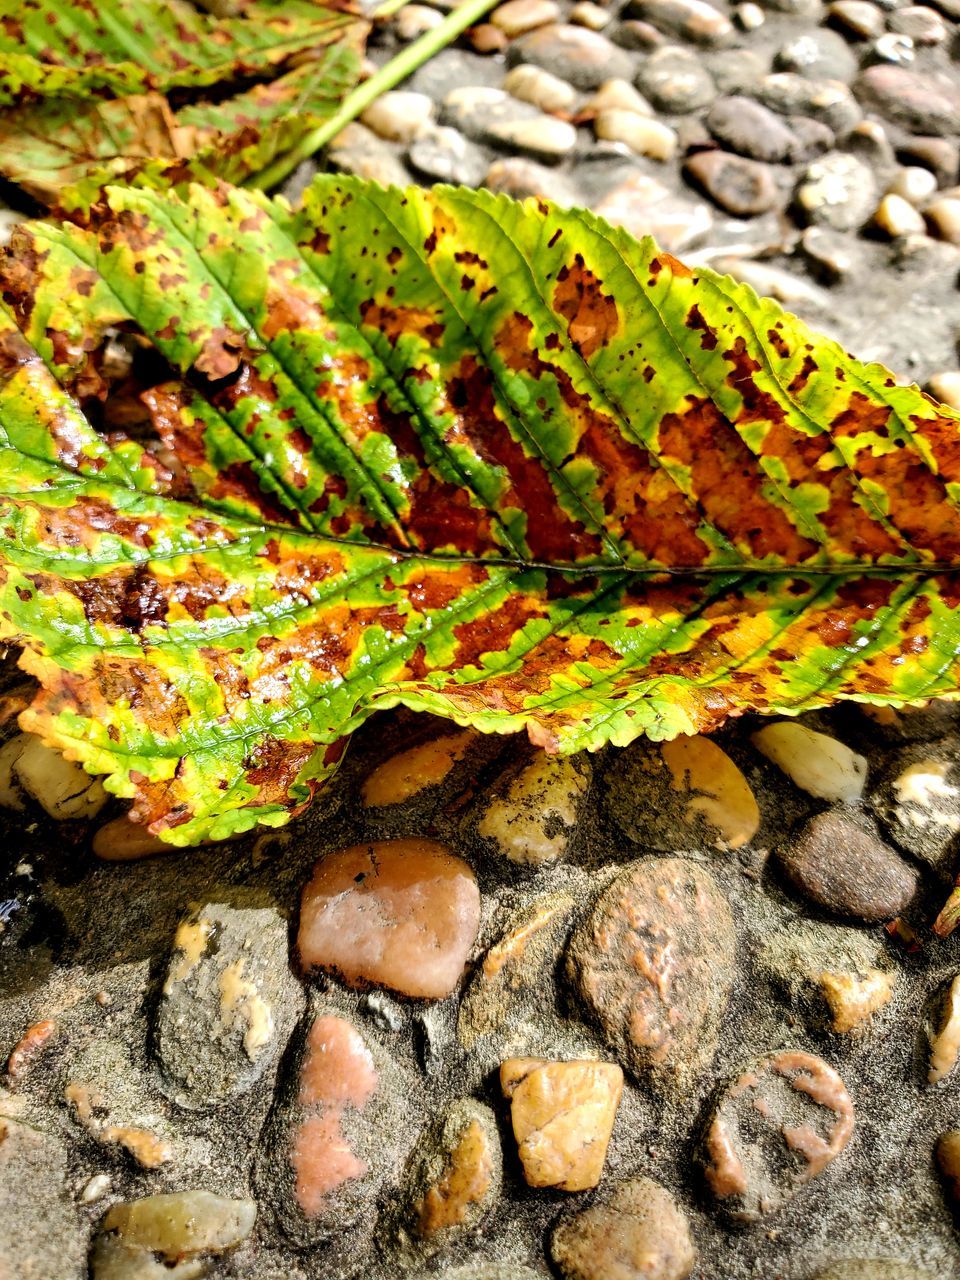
(79, 1173, 112, 1204)
(585, 78, 654, 117)
(751, 722, 867, 804)
(928, 371, 960, 411)
(886, 166, 938, 205)
(361, 91, 434, 144)
(594, 109, 677, 160)
(570, 0, 611, 28)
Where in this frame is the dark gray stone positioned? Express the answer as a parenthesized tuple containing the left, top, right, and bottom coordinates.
(776, 28, 860, 80)
(870, 738, 960, 878)
(407, 127, 488, 188)
(706, 95, 800, 161)
(636, 45, 718, 112)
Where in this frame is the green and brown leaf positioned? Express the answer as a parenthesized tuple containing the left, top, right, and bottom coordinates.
(2, 177, 960, 843)
(0, 0, 367, 203)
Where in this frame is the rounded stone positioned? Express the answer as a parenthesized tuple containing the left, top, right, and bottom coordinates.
(627, 0, 734, 46)
(888, 4, 947, 42)
(828, 0, 885, 37)
(796, 151, 879, 230)
(706, 95, 799, 162)
(474, 752, 592, 865)
(567, 857, 736, 1092)
(637, 46, 717, 112)
(886, 165, 938, 204)
(297, 839, 481, 1000)
(775, 29, 859, 80)
(928, 371, 960, 407)
(756, 72, 862, 131)
(509, 24, 636, 90)
(870, 738, 960, 878)
(503, 63, 579, 113)
(856, 65, 960, 134)
(550, 1176, 696, 1280)
(777, 809, 918, 921)
(595, 109, 677, 160)
(361, 91, 434, 144)
(684, 150, 779, 216)
(926, 197, 960, 244)
(701, 1050, 855, 1220)
(874, 192, 927, 236)
(407, 127, 488, 188)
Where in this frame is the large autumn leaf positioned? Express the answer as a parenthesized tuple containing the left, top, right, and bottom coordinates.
(0, 0, 367, 203)
(2, 177, 960, 844)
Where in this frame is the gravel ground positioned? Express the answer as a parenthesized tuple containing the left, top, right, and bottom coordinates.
(4, 2, 960, 1279)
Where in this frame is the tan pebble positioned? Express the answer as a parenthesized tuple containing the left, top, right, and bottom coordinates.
(491, 0, 560, 35)
(488, 115, 578, 158)
(928, 371, 960, 410)
(929, 974, 960, 1084)
(752, 722, 867, 804)
(570, 0, 611, 28)
(735, 1, 764, 28)
(584, 78, 654, 117)
(503, 63, 578, 114)
(297, 839, 480, 999)
(394, 3, 443, 39)
(93, 815, 170, 861)
(477, 754, 590, 866)
(551, 1176, 696, 1280)
(470, 22, 509, 52)
(501, 1057, 623, 1191)
(101, 1125, 172, 1169)
(660, 735, 760, 850)
(361, 730, 476, 808)
(361, 91, 434, 143)
(415, 1118, 494, 1237)
(887, 165, 938, 205)
(936, 1130, 960, 1201)
(0, 735, 26, 811)
(874, 193, 927, 237)
(594, 109, 676, 160)
(818, 968, 895, 1034)
(926, 196, 960, 244)
(11, 734, 107, 820)
(101, 1191, 256, 1257)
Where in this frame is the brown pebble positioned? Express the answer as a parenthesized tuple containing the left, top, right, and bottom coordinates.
(6, 1019, 57, 1079)
(551, 1176, 696, 1280)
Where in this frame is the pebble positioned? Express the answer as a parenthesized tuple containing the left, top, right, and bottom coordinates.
(705, 47, 769, 94)
(567, 858, 736, 1092)
(571, 0, 612, 26)
(927, 974, 960, 1084)
(484, 156, 583, 203)
(470, 23, 509, 53)
(327, 122, 410, 188)
(777, 809, 917, 920)
(475, 753, 591, 866)
(487, 113, 578, 161)
(706, 95, 800, 161)
(90, 1193, 256, 1279)
(361, 91, 434, 144)
(796, 150, 879, 230)
(856, 65, 960, 134)
(867, 31, 916, 64)
(0, 1117, 85, 1280)
(500, 1057, 623, 1190)
(899, 136, 959, 186)
(491, 0, 561, 35)
(93, 815, 169, 861)
(708, 256, 830, 307)
(871, 740, 960, 878)
(407, 48, 505, 101)
(887, 164, 939, 203)
(298, 839, 480, 999)
(503, 63, 579, 113)
(756, 72, 862, 131)
(828, 0, 886, 36)
(0, 732, 107, 820)
(736, 0, 766, 25)
(888, 3, 948, 40)
(925, 197, 960, 243)
(584, 77, 654, 115)
(442, 86, 576, 161)
(776, 29, 859, 80)
(595, 109, 678, 159)
(386, 1099, 502, 1264)
(701, 1050, 855, 1220)
(637, 45, 718, 111)
(616, 17, 667, 47)
(936, 1131, 960, 1204)
(591, 170, 715, 250)
(550, 1177, 696, 1280)
(407, 126, 488, 187)
(509, 23, 635, 89)
(752, 722, 867, 802)
(395, 4, 444, 39)
(801, 224, 859, 279)
(684, 150, 780, 216)
(928, 370, 960, 407)
(842, 118, 896, 171)
(156, 901, 299, 1108)
(758, 920, 897, 1034)
(628, 0, 735, 45)
(874, 191, 927, 236)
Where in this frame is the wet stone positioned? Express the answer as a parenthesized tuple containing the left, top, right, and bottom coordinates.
(567, 858, 736, 1093)
(637, 45, 717, 112)
(90, 1193, 256, 1280)
(684, 149, 780, 216)
(297, 839, 480, 1000)
(701, 1050, 855, 1220)
(0, 1115, 85, 1280)
(775, 29, 859, 80)
(627, 0, 735, 45)
(508, 24, 636, 89)
(407, 127, 488, 187)
(756, 72, 863, 131)
(64, 1040, 174, 1170)
(550, 1176, 697, 1280)
(155, 901, 300, 1108)
(758, 920, 898, 1034)
(871, 738, 960, 877)
(500, 1057, 623, 1191)
(856, 65, 960, 133)
(383, 1099, 502, 1266)
(776, 809, 917, 921)
(474, 753, 591, 866)
(706, 95, 800, 161)
(752, 721, 868, 801)
(591, 170, 714, 250)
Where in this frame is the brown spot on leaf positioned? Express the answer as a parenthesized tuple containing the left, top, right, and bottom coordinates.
(553, 255, 619, 360)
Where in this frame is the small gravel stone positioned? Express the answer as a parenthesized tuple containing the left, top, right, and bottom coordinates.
(595, 109, 677, 158)
(628, 0, 734, 45)
(484, 156, 583, 203)
(550, 1177, 697, 1280)
(571, 0, 612, 27)
(395, 4, 444, 39)
(475, 753, 591, 865)
(887, 164, 939, 203)
(470, 22, 509, 53)
(685, 149, 780, 215)
(500, 1057, 623, 1191)
(503, 63, 579, 112)
(407, 48, 505, 100)
(829, 0, 886, 36)
(874, 191, 927, 236)
(776, 29, 859, 80)
(928, 371, 960, 407)
(888, 3, 948, 40)
(927, 974, 960, 1085)
(801, 224, 859, 278)
(156, 901, 300, 1108)
(616, 17, 667, 46)
(709, 255, 831, 307)
(871, 739, 960, 877)
(361, 91, 434, 143)
(703, 47, 769, 94)
(637, 45, 717, 111)
(926, 197, 960, 243)
(856, 65, 960, 133)
(936, 1131, 960, 1204)
(706, 95, 800, 161)
(777, 809, 917, 920)
(796, 150, 878, 229)
(492, 0, 561, 35)
(736, 0, 766, 26)
(592, 170, 714, 249)
(328, 122, 410, 187)
(488, 113, 578, 161)
(567, 858, 736, 1092)
(867, 31, 916, 64)
(701, 1050, 855, 1220)
(756, 72, 863, 130)
(509, 23, 635, 89)
(752, 721, 868, 802)
(298, 839, 480, 999)
(899, 136, 959, 186)
(584, 77, 654, 114)
(842, 118, 896, 170)
(407, 126, 488, 187)
(91, 1193, 256, 1280)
